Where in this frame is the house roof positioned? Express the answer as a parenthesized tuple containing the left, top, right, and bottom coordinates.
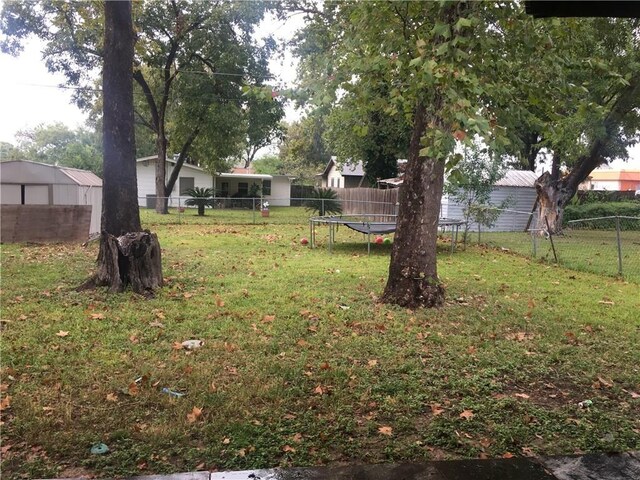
(0, 160, 102, 186)
(494, 170, 539, 188)
(319, 158, 365, 177)
(217, 173, 272, 180)
(136, 156, 206, 172)
(588, 169, 640, 181)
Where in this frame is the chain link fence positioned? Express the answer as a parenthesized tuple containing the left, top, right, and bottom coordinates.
(464, 208, 640, 282)
(139, 197, 640, 282)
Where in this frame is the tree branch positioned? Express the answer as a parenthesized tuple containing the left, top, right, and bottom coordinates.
(133, 69, 160, 132)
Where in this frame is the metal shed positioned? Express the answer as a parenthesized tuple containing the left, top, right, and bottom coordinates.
(1, 160, 102, 236)
(441, 170, 539, 232)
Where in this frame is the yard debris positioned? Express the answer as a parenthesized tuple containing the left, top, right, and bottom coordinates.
(181, 339, 204, 350)
(161, 387, 185, 398)
(90, 443, 109, 455)
(578, 399, 593, 409)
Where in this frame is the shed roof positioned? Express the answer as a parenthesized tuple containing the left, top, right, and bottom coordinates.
(494, 170, 539, 188)
(0, 160, 102, 186)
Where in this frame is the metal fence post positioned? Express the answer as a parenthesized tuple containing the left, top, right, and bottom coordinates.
(252, 197, 256, 224)
(616, 216, 623, 276)
(531, 229, 537, 258)
(321, 198, 325, 216)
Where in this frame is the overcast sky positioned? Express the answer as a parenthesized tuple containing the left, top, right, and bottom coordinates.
(0, 15, 638, 170)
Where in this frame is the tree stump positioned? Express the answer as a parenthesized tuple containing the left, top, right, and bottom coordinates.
(78, 231, 163, 296)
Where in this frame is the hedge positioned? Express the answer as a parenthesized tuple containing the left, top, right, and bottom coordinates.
(564, 202, 640, 229)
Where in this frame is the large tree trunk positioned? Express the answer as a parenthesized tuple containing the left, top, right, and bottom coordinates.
(155, 126, 168, 214)
(80, 1, 163, 296)
(534, 171, 573, 234)
(381, 103, 445, 308)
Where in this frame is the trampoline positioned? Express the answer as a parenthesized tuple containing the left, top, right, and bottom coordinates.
(308, 214, 465, 255)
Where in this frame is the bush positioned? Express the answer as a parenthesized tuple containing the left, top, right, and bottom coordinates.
(564, 202, 640, 229)
(305, 188, 343, 216)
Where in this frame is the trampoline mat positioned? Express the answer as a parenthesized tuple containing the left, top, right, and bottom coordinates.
(344, 222, 397, 235)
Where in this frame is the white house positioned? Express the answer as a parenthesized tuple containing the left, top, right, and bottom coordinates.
(136, 156, 293, 207)
(0, 160, 102, 234)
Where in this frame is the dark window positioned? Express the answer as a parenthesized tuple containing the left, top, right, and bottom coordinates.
(263, 180, 271, 196)
(221, 182, 229, 196)
(238, 182, 249, 195)
(179, 177, 195, 195)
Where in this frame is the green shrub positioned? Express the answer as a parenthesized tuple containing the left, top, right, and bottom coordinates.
(305, 187, 343, 216)
(184, 187, 214, 216)
(564, 202, 640, 229)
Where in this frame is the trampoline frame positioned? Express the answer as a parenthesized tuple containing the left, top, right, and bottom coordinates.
(308, 214, 465, 255)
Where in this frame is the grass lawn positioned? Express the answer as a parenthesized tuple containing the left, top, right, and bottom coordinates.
(1, 213, 639, 478)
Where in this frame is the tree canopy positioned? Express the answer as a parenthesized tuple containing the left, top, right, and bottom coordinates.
(1, 0, 285, 211)
(6, 122, 102, 175)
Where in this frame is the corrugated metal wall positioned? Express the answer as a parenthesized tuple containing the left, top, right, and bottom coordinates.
(442, 187, 537, 232)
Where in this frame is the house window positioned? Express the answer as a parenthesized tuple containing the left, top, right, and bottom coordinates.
(221, 182, 229, 196)
(330, 178, 334, 188)
(179, 177, 195, 195)
(263, 180, 271, 196)
(238, 182, 249, 195)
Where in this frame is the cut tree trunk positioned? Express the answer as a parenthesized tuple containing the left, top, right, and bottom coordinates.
(534, 172, 574, 235)
(380, 103, 445, 309)
(79, 231, 163, 296)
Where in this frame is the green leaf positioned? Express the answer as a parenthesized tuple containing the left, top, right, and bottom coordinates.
(435, 42, 449, 56)
(409, 56, 423, 67)
(453, 18, 472, 32)
(431, 22, 451, 39)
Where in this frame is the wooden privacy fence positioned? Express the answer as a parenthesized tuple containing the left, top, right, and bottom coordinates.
(335, 188, 399, 216)
(1, 205, 92, 243)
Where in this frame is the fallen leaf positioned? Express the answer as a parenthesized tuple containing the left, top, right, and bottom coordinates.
(467, 346, 477, 354)
(56, 330, 69, 337)
(459, 409, 474, 420)
(183, 292, 193, 299)
(128, 382, 139, 396)
(216, 298, 225, 307)
(106, 393, 118, 402)
(313, 385, 326, 395)
(222, 437, 231, 445)
(597, 376, 613, 388)
(0, 395, 11, 411)
(378, 426, 393, 436)
(292, 433, 303, 443)
(210, 382, 217, 393)
(90, 313, 105, 320)
(521, 447, 535, 457)
(149, 320, 164, 328)
(187, 406, 203, 423)
(296, 339, 309, 347)
(195, 463, 206, 471)
(502, 452, 514, 458)
(598, 300, 615, 306)
(282, 445, 296, 453)
(319, 362, 331, 370)
(630, 391, 640, 399)
(515, 393, 530, 399)
(172, 342, 184, 350)
(236, 448, 246, 457)
(129, 335, 139, 344)
(430, 404, 445, 416)
(262, 314, 275, 323)
(367, 359, 378, 367)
